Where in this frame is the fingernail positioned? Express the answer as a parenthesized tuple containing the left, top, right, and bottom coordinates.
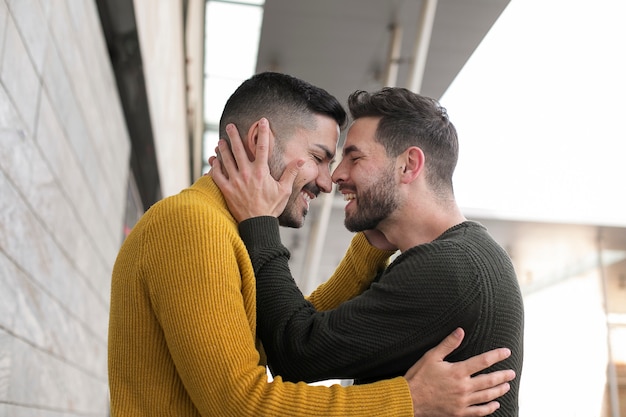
(260, 118, 267, 126)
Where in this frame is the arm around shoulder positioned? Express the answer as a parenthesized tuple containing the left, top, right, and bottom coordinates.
(308, 232, 395, 311)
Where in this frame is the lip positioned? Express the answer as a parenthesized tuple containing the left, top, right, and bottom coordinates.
(339, 190, 356, 211)
(338, 186, 356, 199)
(300, 190, 314, 209)
(302, 189, 316, 200)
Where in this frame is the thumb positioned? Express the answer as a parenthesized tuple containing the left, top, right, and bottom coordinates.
(279, 159, 305, 189)
(430, 328, 464, 360)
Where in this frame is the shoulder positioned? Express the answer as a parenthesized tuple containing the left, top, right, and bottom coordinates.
(136, 187, 240, 251)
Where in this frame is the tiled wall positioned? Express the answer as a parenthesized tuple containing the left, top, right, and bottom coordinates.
(0, 0, 130, 415)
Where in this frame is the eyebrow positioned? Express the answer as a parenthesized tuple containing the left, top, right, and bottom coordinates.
(313, 144, 335, 161)
(342, 144, 360, 156)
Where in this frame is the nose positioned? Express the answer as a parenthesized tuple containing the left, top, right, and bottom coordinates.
(331, 158, 346, 184)
(317, 168, 333, 193)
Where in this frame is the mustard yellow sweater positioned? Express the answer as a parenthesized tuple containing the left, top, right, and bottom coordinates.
(108, 175, 412, 416)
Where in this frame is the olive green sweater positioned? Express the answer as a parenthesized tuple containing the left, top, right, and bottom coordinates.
(240, 217, 524, 416)
(108, 175, 412, 416)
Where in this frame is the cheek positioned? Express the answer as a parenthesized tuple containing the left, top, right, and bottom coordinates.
(296, 161, 319, 185)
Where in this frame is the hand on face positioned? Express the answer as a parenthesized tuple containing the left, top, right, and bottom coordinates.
(211, 118, 304, 222)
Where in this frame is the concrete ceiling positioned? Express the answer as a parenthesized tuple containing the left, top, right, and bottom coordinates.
(255, 0, 511, 104)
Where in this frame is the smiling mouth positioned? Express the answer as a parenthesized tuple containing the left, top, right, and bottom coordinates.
(301, 190, 314, 207)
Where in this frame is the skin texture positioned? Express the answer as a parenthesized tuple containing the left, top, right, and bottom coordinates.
(333, 116, 466, 252)
(332, 117, 402, 232)
(211, 118, 517, 417)
(268, 115, 339, 228)
(218, 116, 338, 228)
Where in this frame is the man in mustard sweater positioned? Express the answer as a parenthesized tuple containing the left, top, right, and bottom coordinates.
(109, 72, 515, 416)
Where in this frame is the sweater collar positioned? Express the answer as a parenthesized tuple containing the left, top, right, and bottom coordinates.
(189, 174, 237, 223)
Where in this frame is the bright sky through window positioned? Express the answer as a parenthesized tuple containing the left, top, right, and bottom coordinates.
(203, 0, 265, 170)
(443, 0, 626, 227)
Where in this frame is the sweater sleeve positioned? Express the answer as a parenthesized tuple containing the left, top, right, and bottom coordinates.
(240, 216, 393, 312)
(111, 197, 414, 417)
(239, 216, 483, 384)
(308, 231, 394, 311)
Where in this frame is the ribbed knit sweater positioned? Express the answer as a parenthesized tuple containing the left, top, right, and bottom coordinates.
(108, 175, 413, 416)
(240, 217, 524, 417)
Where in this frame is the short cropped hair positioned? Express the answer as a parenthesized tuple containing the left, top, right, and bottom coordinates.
(347, 88, 459, 195)
(219, 72, 347, 147)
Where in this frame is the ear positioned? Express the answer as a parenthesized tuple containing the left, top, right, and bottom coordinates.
(246, 119, 275, 161)
(398, 146, 425, 184)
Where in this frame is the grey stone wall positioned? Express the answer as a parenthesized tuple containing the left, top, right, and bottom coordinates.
(0, 0, 130, 415)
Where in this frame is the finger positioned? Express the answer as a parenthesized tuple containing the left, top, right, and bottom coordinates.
(204, 155, 217, 177)
(278, 159, 305, 191)
(211, 157, 228, 187)
(217, 137, 238, 174)
(254, 118, 271, 168)
(468, 369, 515, 393)
(467, 379, 512, 409)
(466, 401, 501, 417)
(472, 369, 516, 386)
(463, 347, 512, 376)
(225, 123, 250, 169)
(428, 327, 464, 361)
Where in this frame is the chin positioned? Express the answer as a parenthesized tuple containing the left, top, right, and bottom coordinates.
(278, 220, 305, 229)
(277, 204, 308, 229)
(278, 213, 305, 229)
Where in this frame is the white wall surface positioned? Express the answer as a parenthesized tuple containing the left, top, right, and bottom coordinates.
(520, 272, 609, 417)
(133, 0, 191, 196)
(0, 0, 130, 414)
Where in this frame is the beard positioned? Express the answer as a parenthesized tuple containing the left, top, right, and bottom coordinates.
(344, 164, 399, 232)
(268, 149, 318, 229)
(278, 183, 319, 228)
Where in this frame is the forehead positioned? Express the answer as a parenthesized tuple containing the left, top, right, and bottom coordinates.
(343, 117, 381, 152)
(290, 114, 340, 156)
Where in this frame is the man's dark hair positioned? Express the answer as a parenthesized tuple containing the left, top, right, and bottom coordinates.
(220, 72, 347, 146)
(348, 87, 459, 195)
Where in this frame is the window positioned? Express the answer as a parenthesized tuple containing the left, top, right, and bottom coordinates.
(202, 0, 265, 173)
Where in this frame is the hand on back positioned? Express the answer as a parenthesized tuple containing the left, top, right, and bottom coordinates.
(405, 328, 515, 417)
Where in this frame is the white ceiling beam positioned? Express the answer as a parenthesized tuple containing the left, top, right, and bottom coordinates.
(407, 0, 438, 93)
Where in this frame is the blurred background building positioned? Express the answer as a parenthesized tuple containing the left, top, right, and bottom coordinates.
(0, 0, 624, 415)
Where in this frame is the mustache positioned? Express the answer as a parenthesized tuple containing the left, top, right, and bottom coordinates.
(302, 183, 321, 197)
(337, 184, 355, 193)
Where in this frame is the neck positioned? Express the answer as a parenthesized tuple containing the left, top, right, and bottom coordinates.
(379, 199, 466, 252)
